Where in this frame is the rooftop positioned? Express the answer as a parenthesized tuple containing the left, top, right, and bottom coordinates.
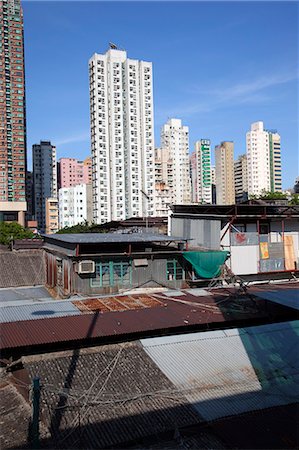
(170, 203, 299, 218)
(1, 283, 298, 356)
(2, 318, 298, 449)
(43, 232, 188, 245)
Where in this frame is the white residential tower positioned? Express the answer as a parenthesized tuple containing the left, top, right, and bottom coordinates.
(160, 119, 191, 204)
(89, 46, 155, 224)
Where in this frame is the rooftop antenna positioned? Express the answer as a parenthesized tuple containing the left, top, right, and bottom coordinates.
(109, 42, 118, 49)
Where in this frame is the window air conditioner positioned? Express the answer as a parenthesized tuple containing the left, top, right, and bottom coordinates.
(78, 260, 95, 274)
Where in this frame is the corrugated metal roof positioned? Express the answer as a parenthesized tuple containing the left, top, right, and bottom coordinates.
(0, 301, 81, 323)
(0, 286, 51, 304)
(43, 232, 188, 244)
(141, 320, 299, 421)
(0, 288, 296, 352)
(254, 288, 299, 310)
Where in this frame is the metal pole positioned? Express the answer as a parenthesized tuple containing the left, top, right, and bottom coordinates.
(32, 376, 40, 449)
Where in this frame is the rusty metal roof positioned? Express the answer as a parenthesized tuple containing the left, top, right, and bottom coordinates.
(0, 286, 296, 352)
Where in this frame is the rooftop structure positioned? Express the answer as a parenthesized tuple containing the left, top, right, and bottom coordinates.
(169, 204, 299, 277)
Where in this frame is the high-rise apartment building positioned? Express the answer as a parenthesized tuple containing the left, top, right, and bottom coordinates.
(89, 46, 155, 224)
(211, 165, 216, 204)
(190, 151, 197, 203)
(32, 141, 57, 232)
(59, 183, 92, 229)
(191, 140, 212, 204)
(154, 147, 174, 216)
(246, 121, 282, 196)
(215, 141, 235, 205)
(160, 119, 191, 204)
(0, 0, 27, 225)
(58, 156, 92, 189)
(234, 154, 248, 203)
(269, 131, 282, 192)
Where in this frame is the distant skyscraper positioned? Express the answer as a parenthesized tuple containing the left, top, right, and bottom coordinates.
(58, 156, 92, 189)
(234, 154, 248, 203)
(215, 141, 235, 205)
(25, 171, 34, 219)
(32, 141, 57, 232)
(191, 139, 212, 204)
(89, 46, 155, 224)
(160, 119, 191, 204)
(0, 0, 27, 225)
(246, 121, 282, 196)
(269, 131, 282, 192)
(154, 147, 174, 216)
(190, 152, 197, 203)
(210, 165, 216, 204)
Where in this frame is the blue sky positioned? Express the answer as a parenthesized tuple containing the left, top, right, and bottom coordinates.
(23, 1, 298, 188)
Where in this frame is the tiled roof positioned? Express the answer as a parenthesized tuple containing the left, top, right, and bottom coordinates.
(0, 251, 45, 288)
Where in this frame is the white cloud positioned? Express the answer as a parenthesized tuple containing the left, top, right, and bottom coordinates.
(157, 69, 298, 119)
(55, 132, 90, 147)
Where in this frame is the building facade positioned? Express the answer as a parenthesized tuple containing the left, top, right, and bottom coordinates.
(160, 119, 191, 204)
(246, 121, 282, 197)
(45, 197, 59, 234)
(190, 151, 197, 203)
(32, 141, 57, 232)
(89, 46, 155, 224)
(191, 140, 212, 204)
(0, 0, 27, 225)
(215, 141, 235, 205)
(234, 154, 248, 203)
(269, 131, 282, 192)
(154, 146, 174, 216)
(59, 183, 93, 229)
(58, 156, 92, 189)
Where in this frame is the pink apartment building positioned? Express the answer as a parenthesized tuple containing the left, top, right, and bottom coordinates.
(59, 157, 92, 188)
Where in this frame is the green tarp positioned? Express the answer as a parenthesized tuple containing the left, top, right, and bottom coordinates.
(182, 251, 229, 279)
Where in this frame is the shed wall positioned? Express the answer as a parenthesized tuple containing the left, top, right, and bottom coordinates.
(171, 218, 221, 250)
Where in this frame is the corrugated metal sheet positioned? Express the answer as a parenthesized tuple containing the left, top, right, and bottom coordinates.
(44, 232, 188, 244)
(0, 286, 52, 304)
(0, 301, 81, 323)
(254, 288, 299, 310)
(171, 218, 221, 250)
(0, 286, 296, 352)
(141, 321, 299, 421)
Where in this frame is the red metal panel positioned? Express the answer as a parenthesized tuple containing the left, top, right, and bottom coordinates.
(0, 284, 295, 351)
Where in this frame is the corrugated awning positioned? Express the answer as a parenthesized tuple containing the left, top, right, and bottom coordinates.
(183, 251, 229, 278)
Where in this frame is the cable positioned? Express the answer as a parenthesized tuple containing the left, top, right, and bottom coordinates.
(59, 347, 123, 444)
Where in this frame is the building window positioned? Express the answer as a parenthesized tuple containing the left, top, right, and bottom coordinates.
(166, 259, 184, 281)
(91, 260, 132, 287)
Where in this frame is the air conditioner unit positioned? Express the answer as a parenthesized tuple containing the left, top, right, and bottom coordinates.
(78, 260, 95, 274)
